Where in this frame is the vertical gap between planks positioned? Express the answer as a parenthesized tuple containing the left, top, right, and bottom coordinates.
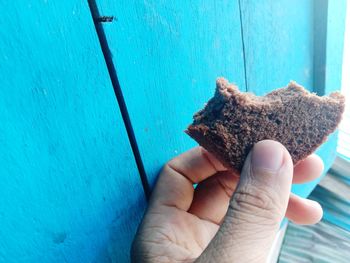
(313, 0, 328, 95)
(238, 0, 248, 92)
(87, 0, 151, 200)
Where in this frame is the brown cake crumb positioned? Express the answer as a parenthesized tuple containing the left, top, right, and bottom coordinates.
(186, 78, 345, 172)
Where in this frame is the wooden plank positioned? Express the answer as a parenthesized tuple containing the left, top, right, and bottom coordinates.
(239, 0, 314, 94)
(310, 185, 350, 231)
(95, 0, 246, 186)
(331, 156, 350, 178)
(0, 2, 146, 262)
(319, 171, 350, 200)
(313, 0, 328, 95)
(338, 0, 350, 161)
(279, 220, 350, 263)
(324, 0, 347, 94)
(313, 0, 347, 96)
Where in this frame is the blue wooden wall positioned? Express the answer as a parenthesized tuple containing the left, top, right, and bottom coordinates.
(95, 0, 344, 195)
(95, 0, 246, 188)
(240, 0, 314, 93)
(0, 1, 145, 262)
(0, 1, 346, 262)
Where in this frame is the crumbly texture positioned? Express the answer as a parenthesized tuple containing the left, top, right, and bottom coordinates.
(186, 78, 345, 172)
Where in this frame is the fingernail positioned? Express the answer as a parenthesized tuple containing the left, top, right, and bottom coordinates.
(251, 140, 284, 172)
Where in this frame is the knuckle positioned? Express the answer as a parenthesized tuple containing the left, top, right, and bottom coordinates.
(229, 186, 283, 223)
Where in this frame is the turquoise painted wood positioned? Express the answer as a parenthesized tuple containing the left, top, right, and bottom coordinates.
(95, 0, 246, 186)
(313, 0, 328, 95)
(0, 1, 146, 263)
(324, 0, 347, 95)
(239, 0, 314, 93)
(0, 2, 347, 262)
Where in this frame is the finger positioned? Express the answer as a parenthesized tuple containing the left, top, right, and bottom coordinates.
(286, 193, 323, 225)
(190, 153, 324, 224)
(149, 147, 226, 211)
(293, 154, 324, 184)
(197, 140, 293, 263)
(188, 171, 239, 224)
(167, 146, 227, 182)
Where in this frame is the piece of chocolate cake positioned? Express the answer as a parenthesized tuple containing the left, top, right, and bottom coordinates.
(186, 78, 345, 172)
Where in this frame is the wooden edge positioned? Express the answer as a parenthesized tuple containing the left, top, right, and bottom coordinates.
(330, 156, 350, 177)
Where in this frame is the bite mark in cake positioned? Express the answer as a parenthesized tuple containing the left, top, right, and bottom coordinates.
(186, 78, 345, 172)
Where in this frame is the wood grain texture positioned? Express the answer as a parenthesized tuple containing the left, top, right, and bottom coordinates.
(95, 0, 246, 186)
(0, 1, 145, 262)
(279, 220, 350, 263)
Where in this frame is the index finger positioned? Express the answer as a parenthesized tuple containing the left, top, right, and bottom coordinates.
(149, 147, 227, 211)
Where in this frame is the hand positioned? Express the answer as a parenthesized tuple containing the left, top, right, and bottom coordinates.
(131, 140, 324, 263)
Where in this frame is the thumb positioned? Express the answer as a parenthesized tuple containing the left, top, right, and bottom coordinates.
(197, 140, 293, 263)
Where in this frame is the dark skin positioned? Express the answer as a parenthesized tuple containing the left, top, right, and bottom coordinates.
(132, 140, 323, 262)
